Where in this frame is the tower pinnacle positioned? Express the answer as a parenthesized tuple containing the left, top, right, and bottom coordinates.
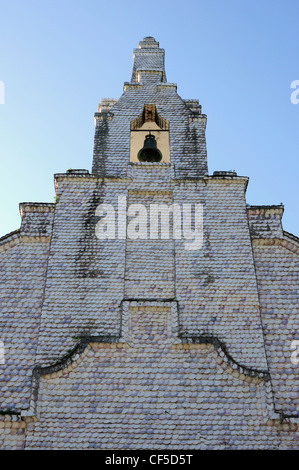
(131, 36, 167, 84)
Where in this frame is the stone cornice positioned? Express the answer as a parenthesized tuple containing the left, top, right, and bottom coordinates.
(53, 172, 249, 189)
(19, 202, 55, 216)
(247, 205, 284, 216)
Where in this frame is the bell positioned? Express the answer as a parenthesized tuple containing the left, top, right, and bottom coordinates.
(137, 133, 162, 162)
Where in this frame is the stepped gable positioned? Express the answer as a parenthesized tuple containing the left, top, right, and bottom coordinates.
(0, 37, 298, 450)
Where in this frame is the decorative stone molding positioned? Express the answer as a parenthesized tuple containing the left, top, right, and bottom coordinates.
(179, 335, 270, 384)
(252, 237, 299, 255)
(0, 233, 51, 253)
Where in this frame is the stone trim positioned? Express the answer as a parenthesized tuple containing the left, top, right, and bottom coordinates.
(0, 233, 51, 253)
(94, 112, 114, 121)
(283, 230, 299, 246)
(208, 174, 247, 182)
(30, 325, 270, 384)
(19, 203, 55, 215)
(156, 83, 177, 90)
(21, 335, 121, 420)
(53, 173, 249, 186)
(179, 335, 270, 384)
(252, 237, 299, 255)
(188, 115, 207, 124)
(19, 326, 297, 427)
(54, 173, 131, 183)
(128, 162, 171, 168)
(36, 335, 121, 377)
(0, 228, 20, 246)
(123, 83, 143, 92)
(213, 170, 237, 177)
(247, 205, 284, 216)
(0, 414, 26, 429)
(266, 416, 299, 431)
(98, 99, 118, 113)
(130, 104, 169, 131)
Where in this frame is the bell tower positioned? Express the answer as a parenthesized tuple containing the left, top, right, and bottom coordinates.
(92, 36, 208, 178)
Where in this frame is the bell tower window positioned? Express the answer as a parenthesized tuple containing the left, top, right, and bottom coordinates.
(130, 105, 170, 163)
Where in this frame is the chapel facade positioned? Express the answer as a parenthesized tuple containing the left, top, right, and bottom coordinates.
(0, 37, 298, 449)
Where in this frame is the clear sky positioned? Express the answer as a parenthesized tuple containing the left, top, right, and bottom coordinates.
(0, 0, 298, 238)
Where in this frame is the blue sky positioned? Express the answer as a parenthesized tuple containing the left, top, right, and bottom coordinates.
(0, 0, 298, 238)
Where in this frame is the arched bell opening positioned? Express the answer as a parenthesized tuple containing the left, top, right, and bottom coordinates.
(130, 105, 170, 163)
